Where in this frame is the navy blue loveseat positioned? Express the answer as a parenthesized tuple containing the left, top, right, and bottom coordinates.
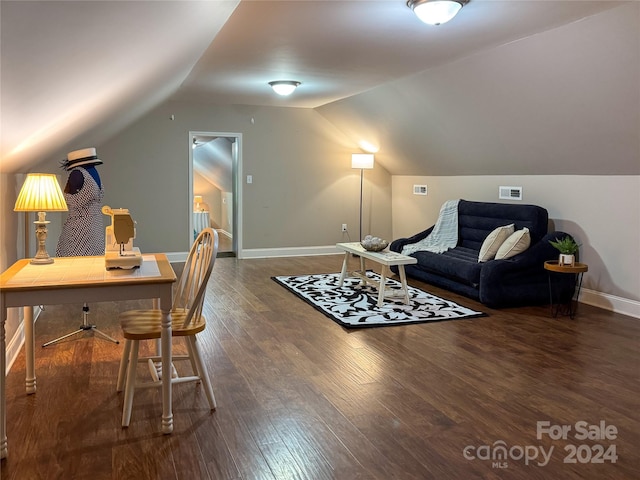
(389, 200, 575, 308)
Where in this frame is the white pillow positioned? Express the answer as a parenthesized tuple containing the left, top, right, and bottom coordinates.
(478, 224, 515, 262)
(495, 227, 531, 260)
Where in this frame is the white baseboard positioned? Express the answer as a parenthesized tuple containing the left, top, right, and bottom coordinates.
(579, 288, 640, 319)
(166, 245, 342, 263)
(216, 228, 232, 239)
(6, 306, 42, 374)
(241, 245, 343, 259)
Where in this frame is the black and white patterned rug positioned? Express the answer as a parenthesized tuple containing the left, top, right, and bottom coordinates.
(273, 272, 486, 328)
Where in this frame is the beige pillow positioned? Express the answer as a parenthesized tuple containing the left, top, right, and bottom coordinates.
(478, 224, 515, 262)
(495, 227, 531, 260)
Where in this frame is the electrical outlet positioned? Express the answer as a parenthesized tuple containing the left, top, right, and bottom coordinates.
(341, 224, 348, 232)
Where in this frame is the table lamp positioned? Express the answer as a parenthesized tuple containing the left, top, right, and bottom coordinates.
(14, 173, 68, 264)
(194, 195, 203, 212)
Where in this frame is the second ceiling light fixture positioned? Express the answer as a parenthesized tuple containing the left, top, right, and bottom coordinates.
(269, 80, 301, 96)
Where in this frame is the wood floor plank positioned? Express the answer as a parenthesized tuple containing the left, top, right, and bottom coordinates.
(2, 255, 639, 479)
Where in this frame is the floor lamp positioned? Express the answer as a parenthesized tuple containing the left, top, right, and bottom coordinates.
(351, 153, 375, 242)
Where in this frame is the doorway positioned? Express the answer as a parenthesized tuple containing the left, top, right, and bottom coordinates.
(189, 131, 242, 258)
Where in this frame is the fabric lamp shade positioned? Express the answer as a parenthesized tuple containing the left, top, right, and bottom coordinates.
(14, 173, 68, 265)
(14, 173, 68, 212)
(193, 195, 203, 204)
(351, 153, 374, 170)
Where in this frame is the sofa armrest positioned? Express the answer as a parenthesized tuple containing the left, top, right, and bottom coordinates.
(390, 225, 435, 253)
(479, 231, 576, 307)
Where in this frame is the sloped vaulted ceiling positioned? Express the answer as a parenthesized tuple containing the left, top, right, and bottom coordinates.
(2, 1, 634, 176)
(0, 0, 239, 173)
(316, 3, 640, 176)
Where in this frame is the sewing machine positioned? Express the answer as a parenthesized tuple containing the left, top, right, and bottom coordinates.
(102, 206, 142, 269)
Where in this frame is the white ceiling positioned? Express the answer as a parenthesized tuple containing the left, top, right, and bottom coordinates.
(0, 0, 624, 173)
(174, 0, 623, 108)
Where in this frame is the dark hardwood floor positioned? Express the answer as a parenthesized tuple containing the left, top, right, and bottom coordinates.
(2, 255, 639, 479)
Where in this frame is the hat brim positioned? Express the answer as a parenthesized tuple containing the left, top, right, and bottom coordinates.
(65, 158, 103, 170)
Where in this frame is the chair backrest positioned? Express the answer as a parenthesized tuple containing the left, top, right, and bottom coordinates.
(172, 228, 218, 328)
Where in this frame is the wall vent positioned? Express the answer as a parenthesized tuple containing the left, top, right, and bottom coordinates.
(499, 186, 523, 201)
(413, 185, 427, 195)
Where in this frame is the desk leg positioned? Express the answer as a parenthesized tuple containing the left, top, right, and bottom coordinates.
(338, 252, 349, 286)
(1, 305, 7, 459)
(24, 306, 36, 394)
(399, 266, 411, 305)
(161, 302, 173, 434)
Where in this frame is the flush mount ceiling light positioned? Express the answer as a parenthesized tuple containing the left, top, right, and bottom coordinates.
(407, 0, 467, 26)
(268, 80, 301, 96)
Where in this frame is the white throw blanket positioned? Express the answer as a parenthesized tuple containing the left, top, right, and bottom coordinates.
(401, 199, 460, 255)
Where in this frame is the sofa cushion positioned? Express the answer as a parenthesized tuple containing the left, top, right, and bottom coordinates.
(457, 200, 548, 250)
(413, 247, 482, 287)
(478, 224, 514, 262)
(495, 228, 531, 260)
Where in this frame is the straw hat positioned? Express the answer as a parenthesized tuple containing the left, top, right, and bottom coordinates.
(63, 147, 103, 170)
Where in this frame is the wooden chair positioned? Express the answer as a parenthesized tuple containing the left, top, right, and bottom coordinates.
(116, 228, 218, 427)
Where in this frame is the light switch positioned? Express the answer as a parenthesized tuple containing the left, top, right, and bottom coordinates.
(247, 175, 253, 184)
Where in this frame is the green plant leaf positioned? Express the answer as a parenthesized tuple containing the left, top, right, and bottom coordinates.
(549, 236, 581, 255)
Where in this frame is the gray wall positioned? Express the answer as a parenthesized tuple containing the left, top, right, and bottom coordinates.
(74, 103, 393, 254)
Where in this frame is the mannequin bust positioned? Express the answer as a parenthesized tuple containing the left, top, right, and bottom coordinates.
(56, 148, 105, 257)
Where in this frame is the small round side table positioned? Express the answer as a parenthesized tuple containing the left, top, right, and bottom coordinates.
(544, 260, 588, 319)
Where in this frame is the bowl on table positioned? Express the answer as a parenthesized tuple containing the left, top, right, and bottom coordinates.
(360, 235, 388, 252)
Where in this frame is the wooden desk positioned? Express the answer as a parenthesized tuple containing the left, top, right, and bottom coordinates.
(336, 242, 417, 307)
(0, 254, 177, 460)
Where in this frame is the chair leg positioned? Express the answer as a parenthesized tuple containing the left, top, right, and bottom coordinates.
(116, 339, 132, 392)
(122, 340, 139, 427)
(188, 336, 216, 410)
(185, 339, 199, 381)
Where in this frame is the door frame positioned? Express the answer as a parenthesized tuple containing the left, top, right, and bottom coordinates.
(188, 131, 243, 258)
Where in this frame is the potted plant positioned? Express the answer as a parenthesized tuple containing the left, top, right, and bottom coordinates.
(549, 236, 581, 266)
